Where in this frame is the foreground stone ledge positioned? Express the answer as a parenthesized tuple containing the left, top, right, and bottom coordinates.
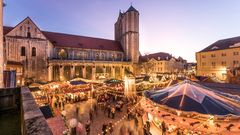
(21, 87, 53, 135)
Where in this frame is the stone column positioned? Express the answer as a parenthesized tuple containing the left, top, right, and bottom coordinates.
(0, 0, 3, 88)
(60, 65, 64, 81)
(48, 65, 53, 82)
(103, 66, 106, 73)
(103, 66, 106, 78)
(111, 66, 115, 78)
(71, 65, 75, 79)
(92, 66, 96, 80)
(82, 66, 86, 79)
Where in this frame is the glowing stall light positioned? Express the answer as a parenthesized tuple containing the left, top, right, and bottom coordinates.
(209, 115, 214, 126)
(124, 76, 136, 96)
(219, 67, 227, 74)
(147, 113, 153, 122)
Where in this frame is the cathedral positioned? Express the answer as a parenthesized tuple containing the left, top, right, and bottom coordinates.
(2, 6, 139, 86)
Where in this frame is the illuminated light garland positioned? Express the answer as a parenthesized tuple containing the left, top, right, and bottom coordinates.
(141, 97, 240, 134)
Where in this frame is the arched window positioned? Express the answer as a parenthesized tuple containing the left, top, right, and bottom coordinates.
(32, 47, 36, 56)
(21, 46, 26, 56)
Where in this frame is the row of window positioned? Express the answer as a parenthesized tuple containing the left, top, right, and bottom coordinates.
(202, 51, 239, 58)
(57, 49, 122, 60)
(21, 46, 36, 56)
(202, 60, 239, 67)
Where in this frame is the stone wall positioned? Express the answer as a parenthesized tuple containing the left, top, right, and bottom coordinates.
(5, 17, 49, 83)
(0, 87, 20, 111)
(21, 87, 52, 135)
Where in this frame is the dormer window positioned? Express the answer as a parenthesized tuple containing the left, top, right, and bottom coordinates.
(158, 57, 161, 60)
(211, 46, 218, 50)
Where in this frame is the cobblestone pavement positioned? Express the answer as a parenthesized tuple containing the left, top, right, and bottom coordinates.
(63, 99, 162, 135)
(62, 100, 142, 135)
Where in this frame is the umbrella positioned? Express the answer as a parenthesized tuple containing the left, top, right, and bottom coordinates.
(70, 80, 87, 85)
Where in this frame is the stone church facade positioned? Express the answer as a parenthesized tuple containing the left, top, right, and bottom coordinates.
(2, 6, 140, 85)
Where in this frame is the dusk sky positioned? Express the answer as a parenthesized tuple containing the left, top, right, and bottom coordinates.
(3, 0, 240, 62)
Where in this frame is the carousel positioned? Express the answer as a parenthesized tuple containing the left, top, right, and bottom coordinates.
(141, 80, 240, 134)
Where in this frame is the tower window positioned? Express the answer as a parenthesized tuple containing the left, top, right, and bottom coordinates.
(32, 47, 36, 56)
(21, 46, 26, 56)
(27, 32, 31, 38)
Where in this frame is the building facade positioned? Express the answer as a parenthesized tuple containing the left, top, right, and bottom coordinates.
(3, 6, 139, 85)
(196, 36, 240, 82)
(0, 0, 4, 88)
(140, 52, 186, 75)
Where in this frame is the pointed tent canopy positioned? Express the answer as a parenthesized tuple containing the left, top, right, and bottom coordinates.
(145, 80, 240, 115)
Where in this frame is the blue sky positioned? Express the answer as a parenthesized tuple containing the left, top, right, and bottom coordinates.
(4, 0, 240, 62)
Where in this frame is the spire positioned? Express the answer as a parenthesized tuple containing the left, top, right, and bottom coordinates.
(126, 5, 139, 13)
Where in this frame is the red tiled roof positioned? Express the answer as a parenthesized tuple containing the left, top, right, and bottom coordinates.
(3, 26, 124, 52)
(43, 31, 123, 52)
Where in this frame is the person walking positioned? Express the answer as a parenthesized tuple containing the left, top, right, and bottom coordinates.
(102, 123, 107, 135)
(146, 120, 150, 132)
(108, 122, 113, 135)
(111, 107, 116, 119)
(85, 120, 91, 135)
(127, 107, 131, 120)
(89, 110, 93, 122)
(107, 105, 111, 118)
(161, 121, 166, 135)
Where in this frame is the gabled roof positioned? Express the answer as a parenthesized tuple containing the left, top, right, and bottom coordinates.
(3, 26, 124, 52)
(140, 52, 173, 62)
(199, 36, 240, 52)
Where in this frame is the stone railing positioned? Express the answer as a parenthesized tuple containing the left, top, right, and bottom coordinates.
(21, 87, 53, 135)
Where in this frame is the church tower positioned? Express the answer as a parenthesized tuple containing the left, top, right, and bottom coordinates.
(115, 5, 139, 64)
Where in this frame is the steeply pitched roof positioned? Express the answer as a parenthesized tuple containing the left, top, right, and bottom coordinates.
(199, 36, 240, 52)
(126, 5, 139, 13)
(42, 31, 123, 52)
(3, 26, 124, 52)
(140, 52, 173, 62)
